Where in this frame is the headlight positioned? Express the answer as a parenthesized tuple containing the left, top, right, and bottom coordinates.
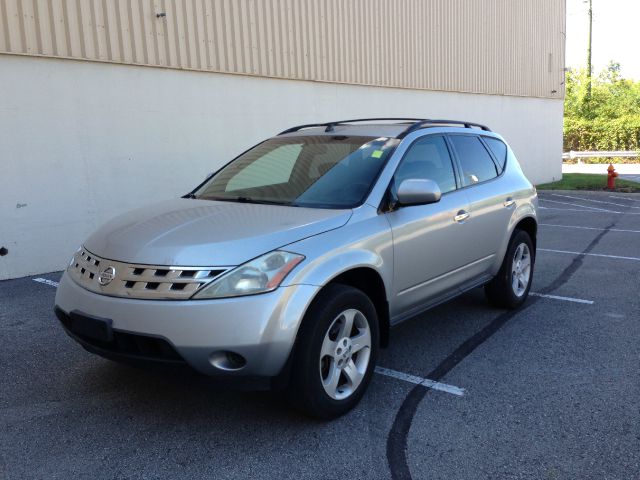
(68, 247, 82, 268)
(192, 251, 305, 299)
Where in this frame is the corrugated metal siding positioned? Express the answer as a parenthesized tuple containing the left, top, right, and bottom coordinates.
(0, 0, 565, 98)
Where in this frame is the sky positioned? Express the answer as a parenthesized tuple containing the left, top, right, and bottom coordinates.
(565, 0, 640, 79)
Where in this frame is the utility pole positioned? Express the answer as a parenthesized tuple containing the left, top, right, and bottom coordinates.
(586, 0, 593, 99)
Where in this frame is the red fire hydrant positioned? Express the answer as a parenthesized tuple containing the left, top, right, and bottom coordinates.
(607, 164, 618, 189)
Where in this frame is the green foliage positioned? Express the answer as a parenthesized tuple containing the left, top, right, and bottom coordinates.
(537, 173, 640, 192)
(564, 116, 640, 151)
(564, 62, 640, 153)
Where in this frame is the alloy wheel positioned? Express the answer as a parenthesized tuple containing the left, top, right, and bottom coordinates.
(319, 309, 371, 400)
(511, 243, 532, 297)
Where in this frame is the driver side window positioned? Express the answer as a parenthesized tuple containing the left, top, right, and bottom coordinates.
(393, 135, 457, 194)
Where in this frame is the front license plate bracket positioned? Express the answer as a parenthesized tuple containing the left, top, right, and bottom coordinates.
(68, 310, 114, 342)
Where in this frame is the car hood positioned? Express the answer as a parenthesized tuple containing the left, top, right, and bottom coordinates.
(84, 198, 352, 266)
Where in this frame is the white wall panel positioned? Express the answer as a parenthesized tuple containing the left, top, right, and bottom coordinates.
(0, 55, 563, 280)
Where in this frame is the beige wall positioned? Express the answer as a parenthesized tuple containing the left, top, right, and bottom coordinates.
(0, 0, 565, 98)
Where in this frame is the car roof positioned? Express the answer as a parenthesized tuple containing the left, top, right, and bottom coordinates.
(276, 118, 493, 140)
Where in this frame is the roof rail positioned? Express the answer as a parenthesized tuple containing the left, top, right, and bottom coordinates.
(277, 118, 491, 137)
(397, 119, 491, 138)
(278, 118, 426, 135)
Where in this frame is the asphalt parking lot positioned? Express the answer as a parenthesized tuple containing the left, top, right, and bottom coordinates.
(1, 190, 639, 480)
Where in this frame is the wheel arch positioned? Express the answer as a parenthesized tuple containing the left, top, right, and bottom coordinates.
(490, 212, 538, 277)
(514, 215, 537, 253)
(326, 267, 390, 348)
(290, 264, 391, 350)
(275, 265, 390, 391)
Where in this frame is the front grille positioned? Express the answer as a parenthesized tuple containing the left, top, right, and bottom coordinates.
(68, 248, 230, 300)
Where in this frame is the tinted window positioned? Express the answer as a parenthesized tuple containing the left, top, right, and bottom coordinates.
(393, 135, 457, 194)
(196, 136, 398, 208)
(449, 135, 498, 186)
(483, 137, 507, 174)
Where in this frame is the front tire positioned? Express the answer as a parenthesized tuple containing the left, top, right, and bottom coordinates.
(288, 284, 379, 419)
(485, 229, 535, 309)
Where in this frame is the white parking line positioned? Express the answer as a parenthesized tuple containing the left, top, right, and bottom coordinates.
(609, 195, 640, 202)
(529, 292, 594, 305)
(538, 206, 601, 213)
(539, 223, 640, 234)
(374, 366, 465, 396)
(538, 198, 616, 212)
(551, 193, 640, 209)
(33, 278, 59, 287)
(538, 206, 640, 215)
(539, 248, 640, 262)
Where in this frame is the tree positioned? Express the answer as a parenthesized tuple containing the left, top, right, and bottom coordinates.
(564, 63, 640, 152)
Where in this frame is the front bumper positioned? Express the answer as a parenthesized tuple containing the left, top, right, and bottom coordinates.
(54, 271, 320, 379)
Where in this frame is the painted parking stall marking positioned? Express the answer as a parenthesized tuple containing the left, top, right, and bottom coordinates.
(538, 198, 617, 212)
(529, 292, 594, 305)
(374, 367, 465, 396)
(33, 278, 60, 287)
(538, 206, 640, 215)
(609, 195, 640, 202)
(539, 248, 640, 262)
(540, 223, 640, 234)
(551, 193, 640, 209)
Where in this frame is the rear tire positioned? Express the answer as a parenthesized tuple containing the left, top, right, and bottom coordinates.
(287, 284, 379, 419)
(484, 229, 534, 309)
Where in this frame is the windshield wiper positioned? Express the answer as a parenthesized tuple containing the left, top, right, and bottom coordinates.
(200, 195, 292, 206)
(237, 197, 298, 206)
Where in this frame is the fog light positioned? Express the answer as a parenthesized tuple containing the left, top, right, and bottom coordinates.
(209, 351, 247, 371)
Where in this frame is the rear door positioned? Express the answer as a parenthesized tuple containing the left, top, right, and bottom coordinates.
(386, 134, 475, 318)
(447, 134, 514, 283)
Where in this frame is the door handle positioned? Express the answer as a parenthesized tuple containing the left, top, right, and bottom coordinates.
(454, 210, 470, 223)
(503, 197, 515, 208)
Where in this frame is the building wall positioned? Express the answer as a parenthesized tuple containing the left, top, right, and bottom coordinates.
(0, 55, 562, 280)
(0, 0, 565, 98)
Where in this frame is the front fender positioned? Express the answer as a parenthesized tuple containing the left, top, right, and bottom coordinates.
(280, 209, 394, 300)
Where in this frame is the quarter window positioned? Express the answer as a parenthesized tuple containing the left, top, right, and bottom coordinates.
(393, 135, 457, 194)
(449, 135, 498, 186)
(483, 137, 508, 174)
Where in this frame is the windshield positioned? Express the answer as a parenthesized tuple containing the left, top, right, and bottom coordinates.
(194, 135, 398, 208)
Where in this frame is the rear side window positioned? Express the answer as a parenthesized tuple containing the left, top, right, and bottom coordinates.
(449, 135, 498, 186)
(393, 135, 457, 194)
(483, 137, 508, 174)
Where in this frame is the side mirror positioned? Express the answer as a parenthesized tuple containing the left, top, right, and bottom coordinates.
(396, 179, 442, 206)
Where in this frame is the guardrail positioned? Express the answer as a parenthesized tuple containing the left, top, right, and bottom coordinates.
(563, 150, 639, 160)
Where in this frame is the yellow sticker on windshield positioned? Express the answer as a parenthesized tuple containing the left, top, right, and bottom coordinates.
(371, 150, 383, 158)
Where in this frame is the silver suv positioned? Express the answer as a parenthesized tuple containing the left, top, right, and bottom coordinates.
(55, 118, 537, 418)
